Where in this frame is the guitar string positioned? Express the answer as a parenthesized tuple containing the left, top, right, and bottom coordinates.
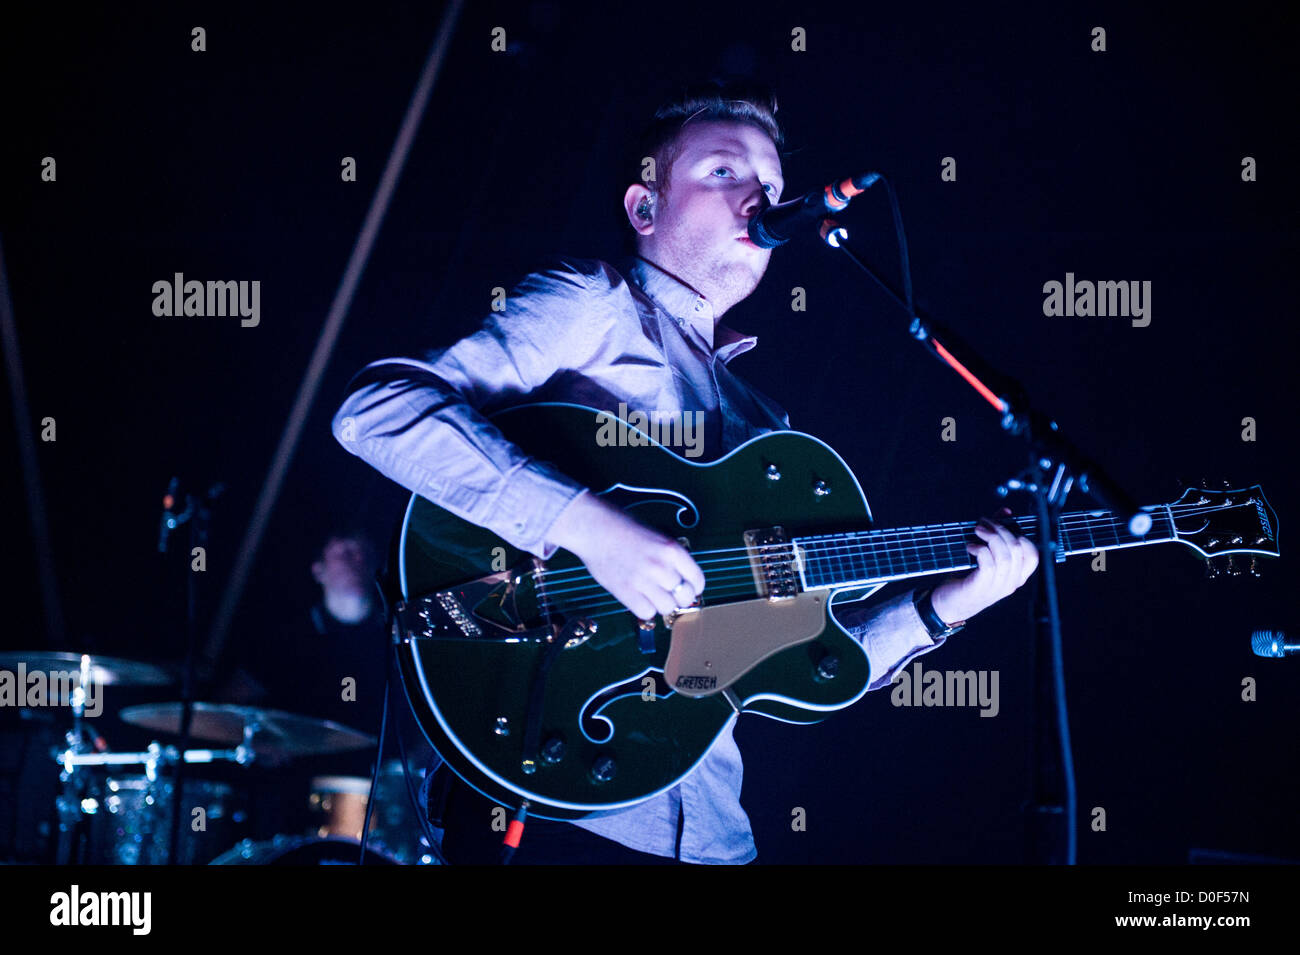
(538, 529, 1245, 604)
(532, 502, 1238, 591)
(530, 511, 1258, 608)
(529, 504, 1255, 605)
(533, 501, 1232, 577)
(398, 502, 1250, 616)
(531, 501, 1245, 583)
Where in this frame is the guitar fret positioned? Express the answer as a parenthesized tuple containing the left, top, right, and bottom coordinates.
(945, 525, 961, 572)
(894, 530, 915, 574)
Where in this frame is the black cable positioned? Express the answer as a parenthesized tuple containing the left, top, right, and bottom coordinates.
(357, 573, 392, 865)
(392, 660, 448, 865)
(358, 679, 388, 865)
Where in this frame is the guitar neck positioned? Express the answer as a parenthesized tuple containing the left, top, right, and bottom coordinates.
(795, 505, 1177, 591)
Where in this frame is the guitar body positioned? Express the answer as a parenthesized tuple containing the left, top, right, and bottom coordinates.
(394, 403, 879, 818)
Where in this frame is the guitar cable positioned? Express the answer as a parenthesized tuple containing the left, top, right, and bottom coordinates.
(499, 801, 529, 864)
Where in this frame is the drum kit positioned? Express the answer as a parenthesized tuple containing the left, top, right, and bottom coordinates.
(2, 650, 436, 865)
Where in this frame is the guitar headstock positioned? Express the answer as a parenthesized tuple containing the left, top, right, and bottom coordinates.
(1170, 484, 1279, 568)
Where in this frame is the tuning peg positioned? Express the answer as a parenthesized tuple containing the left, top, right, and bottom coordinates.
(1227, 556, 1243, 577)
(1204, 558, 1221, 579)
(1250, 557, 1262, 578)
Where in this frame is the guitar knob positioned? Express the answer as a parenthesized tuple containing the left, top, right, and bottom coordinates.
(815, 653, 840, 681)
(590, 755, 617, 784)
(813, 479, 831, 497)
(541, 737, 566, 765)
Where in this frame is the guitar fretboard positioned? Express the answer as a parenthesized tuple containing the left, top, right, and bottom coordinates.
(795, 506, 1176, 590)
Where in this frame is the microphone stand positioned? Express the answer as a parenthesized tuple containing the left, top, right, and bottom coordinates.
(816, 211, 1149, 865)
(159, 479, 222, 864)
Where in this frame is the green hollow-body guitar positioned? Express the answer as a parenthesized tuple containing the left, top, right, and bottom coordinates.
(390, 403, 1279, 819)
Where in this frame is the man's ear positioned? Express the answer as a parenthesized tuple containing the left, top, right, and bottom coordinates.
(623, 183, 656, 237)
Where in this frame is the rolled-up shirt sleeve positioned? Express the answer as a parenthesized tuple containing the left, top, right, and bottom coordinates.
(331, 258, 620, 557)
(833, 590, 947, 691)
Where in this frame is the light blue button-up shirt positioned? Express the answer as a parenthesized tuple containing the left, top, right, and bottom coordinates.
(332, 255, 945, 864)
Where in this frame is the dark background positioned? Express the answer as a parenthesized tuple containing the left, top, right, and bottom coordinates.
(2, 0, 1295, 864)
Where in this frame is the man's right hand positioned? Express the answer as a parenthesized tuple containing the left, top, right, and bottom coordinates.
(545, 492, 705, 621)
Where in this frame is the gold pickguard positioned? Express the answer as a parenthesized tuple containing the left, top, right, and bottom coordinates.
(664, 592, 828, 697)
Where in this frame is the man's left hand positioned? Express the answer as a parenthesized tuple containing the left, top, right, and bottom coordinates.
(929, 507, 1039, 624)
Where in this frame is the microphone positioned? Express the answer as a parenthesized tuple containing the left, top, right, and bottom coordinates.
(1251, 630, 1299, 658)
(748, 171, 881, 249)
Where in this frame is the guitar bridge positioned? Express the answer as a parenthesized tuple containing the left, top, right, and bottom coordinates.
(396, 565, 552, 644)
(744, 526, 801, 600)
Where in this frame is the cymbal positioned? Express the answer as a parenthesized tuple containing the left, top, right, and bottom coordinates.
(118, 702, 376, 757)
(0, 651, 172, 687)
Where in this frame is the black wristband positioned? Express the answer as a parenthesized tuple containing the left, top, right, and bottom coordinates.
(914, 587, 966, 639)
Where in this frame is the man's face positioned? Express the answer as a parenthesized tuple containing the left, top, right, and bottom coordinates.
(641, 120, 783, 317)
(312, 536, 369, 594)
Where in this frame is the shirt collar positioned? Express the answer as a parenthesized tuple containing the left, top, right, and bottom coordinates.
(624, 256, 758, 363)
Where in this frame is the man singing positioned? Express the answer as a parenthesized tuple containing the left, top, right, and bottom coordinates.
(332, 78, 1038, 864)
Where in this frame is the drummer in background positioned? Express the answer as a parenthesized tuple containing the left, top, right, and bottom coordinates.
(221, 532, 387, 731)
(215, 530, 397, 837)
(310, 536, 381, 637)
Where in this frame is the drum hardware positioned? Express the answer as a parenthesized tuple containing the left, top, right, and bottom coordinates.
(53, 738, 250, 865)
(50, 701, 380, 864)
(3, 641, 386, 864)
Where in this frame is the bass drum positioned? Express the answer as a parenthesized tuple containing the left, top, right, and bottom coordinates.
(209, 834, 398, 865)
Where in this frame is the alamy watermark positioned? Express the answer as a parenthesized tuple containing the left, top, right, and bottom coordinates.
(0, 664, 102, 716)
(152, 273, 260, 327)
(1042, 273, 1150, 327)
(595, 402, 704, 459)
(890, 660, 999, 717)
(50, 885, 151, 934)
